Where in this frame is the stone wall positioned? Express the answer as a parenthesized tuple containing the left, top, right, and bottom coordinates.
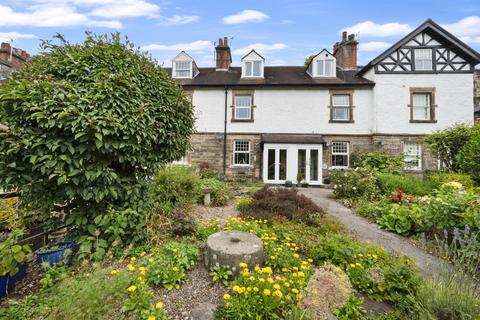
(188, 133, 437, 180)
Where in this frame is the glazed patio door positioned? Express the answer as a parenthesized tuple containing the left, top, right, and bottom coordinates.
(265, 147, 288, 184)
(297, 148, 320, 184)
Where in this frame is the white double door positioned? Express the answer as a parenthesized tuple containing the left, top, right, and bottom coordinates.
(262, 143, 322, 185)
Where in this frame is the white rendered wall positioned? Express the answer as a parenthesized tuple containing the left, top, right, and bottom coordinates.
(192, 88, 374, 134)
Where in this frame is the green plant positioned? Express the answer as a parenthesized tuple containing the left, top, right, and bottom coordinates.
(238, 186, 325, 226)
(38, 263, 70, 290)
(330, 168, 381, 202)
(423, 123, 472, 172)
(0, 32, 194, 229)
(334, 295, 365, 320)
(376, 173, 436, 196)
(457, 126, 480, 183)
(235, 197, 253, 211)
(195, 220, 221, 240)
(0, 229, 32, 276)
(426, 171, 474, 189)
(351, 151, 403, 174)
(151, 166, 201, 213)
(199, 178, 231, 206)
(210, 265, 233, 285)
(0, 197, 18, 229)
(73, 206, 146, 261)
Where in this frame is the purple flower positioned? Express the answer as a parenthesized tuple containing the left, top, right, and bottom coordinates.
(464, 224, 471, 235)
(453, 227, 460, 240)
(458, 237, 465, 248)
(443, 229, 449, 240)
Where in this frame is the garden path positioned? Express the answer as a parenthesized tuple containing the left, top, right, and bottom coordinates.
(299, 188, 447, 278)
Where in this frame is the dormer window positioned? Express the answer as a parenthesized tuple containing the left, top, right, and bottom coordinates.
(172, 51, 199, 79)
(241, 50, 265, 78)
(307, 49, 336, 78)
(174, 61, 192, 78)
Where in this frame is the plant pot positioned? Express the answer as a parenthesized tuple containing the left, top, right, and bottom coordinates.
(36, 241, 75, 267)
(0, 264, 27, 299)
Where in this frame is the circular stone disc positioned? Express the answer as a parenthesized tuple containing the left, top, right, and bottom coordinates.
(204, 230, 264, 276)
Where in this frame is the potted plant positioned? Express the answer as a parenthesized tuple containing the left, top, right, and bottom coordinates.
(296, 172, 304, 187)
(0, 229, 32, 299)
(36, 241, 75, 267)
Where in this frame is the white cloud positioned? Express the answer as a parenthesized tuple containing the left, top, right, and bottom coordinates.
(359, 41, 391, 52)
(160, 15, 199, 25)
(461, 36, 480, 44)
(0, 32, 37, 43)
(141, 40, 212, 52)
(88, 0, 159, 18)
(342, 21, 413, 37)
(222, 9, 269, 25)
(442, 16, 480, 37)
(233, 43, 288, 56)
(0, 4, 121, 28)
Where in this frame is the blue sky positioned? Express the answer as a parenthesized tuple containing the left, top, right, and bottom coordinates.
(1, 0, 480, 67)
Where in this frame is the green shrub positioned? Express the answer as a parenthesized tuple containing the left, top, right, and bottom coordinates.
(376, 173, 436, 196)
(426, 171, 474, 189)
(234, 197, 253, 211)
(0, 197, 18, 230)
(151, 166, 201, 213)
(330, 168, 381, 202)
(423, 123, 472, 172)
(238, 186, 325, 225)
(199, 178, 231, 206)
(351, 151, 403, 173)
(0, 229, 32, 276)
(457, 127, 480, 184)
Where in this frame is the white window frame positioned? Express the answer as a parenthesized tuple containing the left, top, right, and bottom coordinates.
(332, 94, 350, 121)
(242, 60, 263, 78)
(233, 140, 251, 166)
(314, 58, 335, 77)
(414, 49, 433, 71)
(331, 142, 349, 168)
(173, 60, 192, 78)
(404, 143, 422, 171)
(234, 95, 253, 120)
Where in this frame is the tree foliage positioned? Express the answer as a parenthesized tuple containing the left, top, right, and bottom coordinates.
(423, 124, 472, 172)
(0, 33, 195, 219)
(457, 126, 480, 183)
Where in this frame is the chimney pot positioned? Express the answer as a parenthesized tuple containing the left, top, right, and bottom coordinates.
(342, 31, 347, 42)
(223, 37, 228, 46)
(215, 36, 231, 70)
(348, 34, 355, 41)
(218, 38, 223, 46)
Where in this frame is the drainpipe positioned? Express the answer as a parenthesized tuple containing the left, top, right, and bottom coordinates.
(223, 86, 228, 176)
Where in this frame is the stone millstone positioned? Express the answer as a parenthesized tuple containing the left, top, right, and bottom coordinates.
(204, 230, 264, 276)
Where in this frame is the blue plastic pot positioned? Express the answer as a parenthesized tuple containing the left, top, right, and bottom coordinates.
(0, 264, 27, 299)
(36, 241, 75, 267)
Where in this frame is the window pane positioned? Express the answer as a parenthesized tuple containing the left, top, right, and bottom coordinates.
(324, 59, 333, 76)
(333, 95, 350, 106)
(245, 62, 252, 76)
(253, 61, 261, 76)
(175, 70, 190, 77)
(268, 149, 276, 180)
(332, 142, 348, 154)
(235, 95, 252, 107)
(331, 142, 349, 167)
(310, 149, 318, 181)
(235, 153, 249, 165)
(412, 93, 431, 120)
(316, 60, 324, 76)
(332, 107, 349, 120)
(415, 49, 433, 70)
(404, 143, 421, 170)
(175, 61, 190, 69)
(279, 149, 287, 180)
(235, 107, 251, 119)
(235, 141, 250, 152)
(298, 149, 306, 181)
(332, 155, 348, 167)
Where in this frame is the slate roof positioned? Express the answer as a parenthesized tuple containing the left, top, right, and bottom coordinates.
(166, 66, 374, 88)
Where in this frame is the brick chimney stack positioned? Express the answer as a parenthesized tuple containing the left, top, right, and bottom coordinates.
(215, 37, 232, 71)
(333, 32, 358, 70)
(0, 42, 31, 67)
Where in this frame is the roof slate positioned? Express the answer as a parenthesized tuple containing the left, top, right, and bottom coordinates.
(166, 66, 374, 87)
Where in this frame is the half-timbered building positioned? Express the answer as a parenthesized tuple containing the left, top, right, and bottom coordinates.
(168, 19, 480, 184)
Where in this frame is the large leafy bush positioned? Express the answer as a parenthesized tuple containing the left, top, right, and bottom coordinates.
(457, 127, 480, 183)
(376, 173, 436, 196)
(330, 168, 381, 202)
(350, 151, 403, 173)
(199, 178, 231, 206)
(423, 123, 472, 172)
(0, 33, 194, 221)
(426, 171, 474, 189)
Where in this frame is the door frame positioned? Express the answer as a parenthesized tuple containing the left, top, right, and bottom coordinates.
(262, 143, 323, 185)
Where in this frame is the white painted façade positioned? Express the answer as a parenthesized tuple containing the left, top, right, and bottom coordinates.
(166, 19, 480, 185)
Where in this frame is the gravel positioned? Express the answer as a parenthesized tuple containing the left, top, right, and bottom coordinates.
(153, 261, 228, 320)
(191, 202, 238, 224)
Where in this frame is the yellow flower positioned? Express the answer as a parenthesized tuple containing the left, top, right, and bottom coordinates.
(259, 278, 265, 283)
(127, 264, 135, 271)
(110, 269, 119, 275)
(130, 257, 136, 262)
(139, 266, 146, 272)
(172, 266, 178, 272)
(273, 284, 281, 290)
(293, 253, 300, 259)
(127, 285, 137, 292)
(273, 290, 283, 298)
(148, 258, 154, 263)
(239, 262, 248, 269)
(298, 271, 305, 278)
(140, 251, 146, 257)
(282, 267, 289, 273)
(253, 287, 259, 292)
(255, 266, 262, 273)
(291, 288, 299, 294)
(249, 276, 255, 281)
(308, 258, 313, 263)
(297, 293, 303, 300)
(270, 255, 276, 260)
(263, 289, 271, 296)
(233, 285, 242, 293)
(262, 267, 273, 275)
(223, 293, 231, 300)
(241, 269, 250, 277)
(267, 277, 274, 284)
(284, 282, 290, 287)
(155, 301, 164, 309)
(147, 316, 156, 320)
(350, 263, 356, 268)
